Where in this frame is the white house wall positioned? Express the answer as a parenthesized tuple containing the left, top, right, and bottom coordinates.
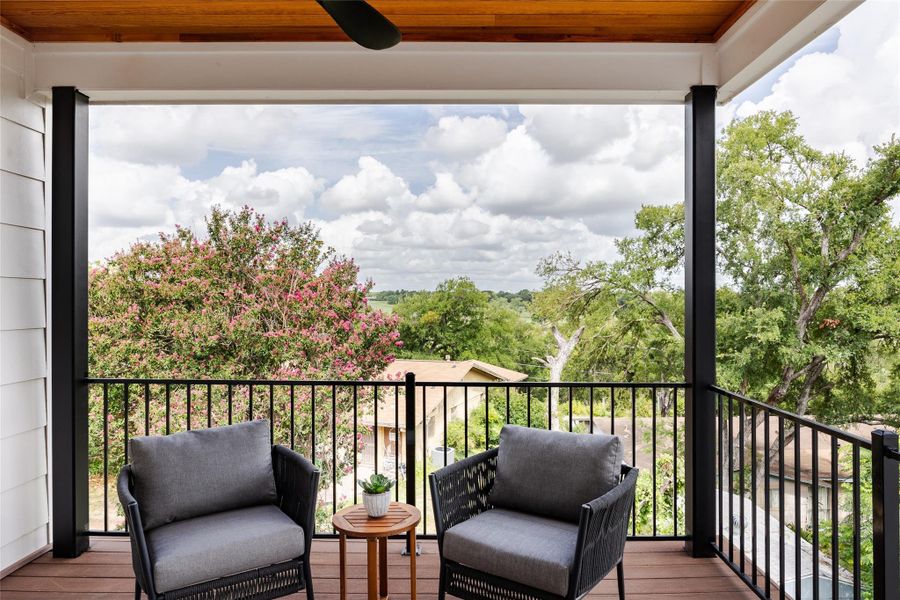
(0, 27, 51, 574)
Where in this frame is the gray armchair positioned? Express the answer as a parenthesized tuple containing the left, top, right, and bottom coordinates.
(117, 420, 319, 600)
(429, 425, 638, 600)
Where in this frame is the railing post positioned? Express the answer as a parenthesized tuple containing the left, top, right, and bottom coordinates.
(872, 429, 899, 600)
(51, 87, 91, 558)
(683, 84, 717, 558)
(403, 372, 419, 555)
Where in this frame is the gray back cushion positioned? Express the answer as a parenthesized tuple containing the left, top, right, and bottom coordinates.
(129, 420, 277, 530)
(489, 425, 624, 523)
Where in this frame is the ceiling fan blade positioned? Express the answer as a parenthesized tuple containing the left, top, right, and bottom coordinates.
(317, 0, 402, 50)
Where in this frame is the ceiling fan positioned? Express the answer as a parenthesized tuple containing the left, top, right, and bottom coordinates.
(316, 0, 402, 50)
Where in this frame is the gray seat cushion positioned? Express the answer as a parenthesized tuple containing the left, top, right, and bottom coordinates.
(147, 504, 305, 593)
(443, 508, 579, 596)
(489, 425, 623, 522)
(130, 420, 277, 530)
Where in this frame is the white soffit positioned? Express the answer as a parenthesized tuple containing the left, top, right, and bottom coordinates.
(20, 0, 862, 105)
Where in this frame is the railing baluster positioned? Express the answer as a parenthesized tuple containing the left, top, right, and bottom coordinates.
(547, 385, 551, 430)
(852, 444, 861, 600)
(290, 384, 296, 450)
(728, 393, 734, 563)
(144, 382, 150, 436)
(632, 385, 637, 536)
(812, 430, 820, 600)
(505, 385, 510, 424)
(764, 408, 771, 598)
(609, 386, 614, 435)
(332, 385, 337, 514)
(165, 383, 171, 435)
(269, 384, 274, 440)
(124, 383, 130, 464)
(422, 383, 427, 535)
(464, 385, 469, 457)
(102, 383, 109, 532)
(739, 399, 745, 575)
(373, 385, 378, 474)
(485, 386, 490, 449)
(750, 404, 757, 587)
(673, 387, 678, 537)
(568, 386, 573, 432)
(208, 383, 213, 429)
(395, 383, 400, 499)
(778, 415, 785, 600)
(443, 386, 448, 466)
(588, 387, 594, 434)
(830, 436, 839, 599)
(248, 383, 253, 421)
(718, 392, 723, 552)
(310, 384, 316, 465)
(351, 385, 356, 504)
(186, 384, 192, 431)
(794, 422, 801, 600)
(526, 386, 531, 428)
(652, 386, 657, 536)
(227, 383, 232, 426)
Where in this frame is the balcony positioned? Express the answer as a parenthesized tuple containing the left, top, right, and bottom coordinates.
(1, 2, 898, 599)
(3, 377, 896, 599)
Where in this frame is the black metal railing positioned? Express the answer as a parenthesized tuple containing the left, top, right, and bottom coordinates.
(712, 386, 899, 600)
(85, 375, 687, 541)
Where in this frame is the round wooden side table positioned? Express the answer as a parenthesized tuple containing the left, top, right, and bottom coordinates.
(332, 502, 421, 600)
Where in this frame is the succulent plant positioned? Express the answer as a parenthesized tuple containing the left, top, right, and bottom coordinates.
(358, 473, 395, 495)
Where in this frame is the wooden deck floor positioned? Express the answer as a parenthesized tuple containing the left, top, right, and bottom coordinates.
(1, 537, 756, 599)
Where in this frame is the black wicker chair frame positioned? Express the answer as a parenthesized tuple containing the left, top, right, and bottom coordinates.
(429, 448, 638, 600)
(118, 445, 320, 600)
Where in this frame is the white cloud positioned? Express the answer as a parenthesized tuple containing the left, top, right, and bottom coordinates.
(520, 105, 631, 162)
(319, 156, 415, 213)
(424, 115, 508, 159)
(416, 172, 473, 212)
(89, 156, 322, 261)
(733, 0, 900, 164)
(87, 2, 898, 289)
(90, 105, 390, 167)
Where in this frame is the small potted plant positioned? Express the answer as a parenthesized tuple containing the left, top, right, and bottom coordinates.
(358, 473, 394, 518)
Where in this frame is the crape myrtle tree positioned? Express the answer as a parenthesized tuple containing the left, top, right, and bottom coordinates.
(89, 206, 401, 528)
(539, 111, 900, 538)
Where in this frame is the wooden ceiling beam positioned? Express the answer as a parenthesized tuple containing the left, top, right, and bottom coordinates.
(2, 0, 753, 44)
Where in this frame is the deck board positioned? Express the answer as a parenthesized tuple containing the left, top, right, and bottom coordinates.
(1, 537, 757, 599)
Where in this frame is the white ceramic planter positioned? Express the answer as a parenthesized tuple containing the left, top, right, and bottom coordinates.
(363, 491, 391, 518)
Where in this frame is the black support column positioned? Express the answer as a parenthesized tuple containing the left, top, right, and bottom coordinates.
(683, 85, 717, 558)
(51, 87, 90, 558)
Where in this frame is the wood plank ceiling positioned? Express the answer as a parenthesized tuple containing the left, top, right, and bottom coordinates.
(0, 0, 756, 44)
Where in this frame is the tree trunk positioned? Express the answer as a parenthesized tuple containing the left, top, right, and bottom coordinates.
(539, 325, 584, 431)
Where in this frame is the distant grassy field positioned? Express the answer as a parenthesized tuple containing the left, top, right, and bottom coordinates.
(369, 300, 394, 313)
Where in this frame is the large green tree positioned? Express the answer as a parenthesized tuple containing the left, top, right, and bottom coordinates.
(393, 277, 549, 376)
(541, 111, 900, 426)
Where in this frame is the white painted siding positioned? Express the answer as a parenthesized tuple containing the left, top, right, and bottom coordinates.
(0, 28, 50, 572)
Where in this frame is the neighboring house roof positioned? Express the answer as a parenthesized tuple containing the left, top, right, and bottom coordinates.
(363, 359, 528, 431)
(378, 359, 528, 384)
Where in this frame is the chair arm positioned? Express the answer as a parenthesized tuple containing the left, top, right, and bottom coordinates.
(117, 466, 157, 598)
(428, 447, 498, 547)
(272, 445, 320, 557)
(571, 465, 639, 598)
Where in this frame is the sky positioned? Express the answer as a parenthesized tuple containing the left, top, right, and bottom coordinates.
(88, 0, 900, 291)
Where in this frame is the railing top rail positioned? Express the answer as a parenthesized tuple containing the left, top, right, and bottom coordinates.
(85, 377, 688, 389)
(710, 384, 872, 449)
(885, 447, 900, 461)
